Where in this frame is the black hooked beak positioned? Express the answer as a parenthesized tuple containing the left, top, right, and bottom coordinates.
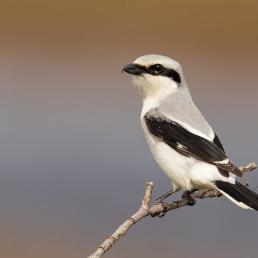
(122, 63, 145, 75)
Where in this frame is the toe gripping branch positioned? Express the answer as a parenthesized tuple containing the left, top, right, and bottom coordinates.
(182, 190, 197, 206)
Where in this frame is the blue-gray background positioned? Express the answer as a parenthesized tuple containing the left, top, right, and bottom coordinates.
(1, 1, 258, 257)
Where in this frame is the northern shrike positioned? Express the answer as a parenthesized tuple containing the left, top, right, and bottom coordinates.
(123, 54, 258, 210)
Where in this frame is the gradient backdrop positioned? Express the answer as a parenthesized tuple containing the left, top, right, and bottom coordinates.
(1, 1, 258, 258)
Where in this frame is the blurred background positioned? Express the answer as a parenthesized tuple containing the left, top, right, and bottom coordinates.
(1, 1, 258, 257)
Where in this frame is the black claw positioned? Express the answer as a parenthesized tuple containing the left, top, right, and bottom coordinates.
(186, 197, 196, 206)
(157, 212, 166, 217)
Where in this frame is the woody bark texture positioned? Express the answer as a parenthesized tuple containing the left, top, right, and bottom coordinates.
(88, 162, 256, 258)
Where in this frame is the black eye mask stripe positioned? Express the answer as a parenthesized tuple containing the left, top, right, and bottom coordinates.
(123, 63, 181, 83)
(147, 64, 181, 83)
(159, 68, 181, 83)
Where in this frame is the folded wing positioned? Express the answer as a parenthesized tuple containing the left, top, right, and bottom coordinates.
(144, 111, 242, 177)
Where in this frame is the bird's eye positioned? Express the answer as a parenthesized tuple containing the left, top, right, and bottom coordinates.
(149, 64, 164, 75)
(153, 64, 163, 73)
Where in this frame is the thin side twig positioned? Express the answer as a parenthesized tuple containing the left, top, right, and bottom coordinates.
(88, 162, 256, 258)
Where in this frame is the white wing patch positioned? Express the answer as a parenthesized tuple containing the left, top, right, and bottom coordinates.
(214, 158, 230, 165)
(177, 143, 185, 150)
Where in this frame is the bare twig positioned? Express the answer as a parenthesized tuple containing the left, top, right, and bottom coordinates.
(87, 162, 256, 258)
(240, 162, 257, 173)
(87, 182, 154, 258)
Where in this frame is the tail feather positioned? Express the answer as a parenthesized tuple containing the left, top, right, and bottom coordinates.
(215, 181, 258, 210)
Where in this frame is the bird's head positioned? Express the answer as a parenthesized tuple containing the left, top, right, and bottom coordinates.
(123, 54, 185, 100)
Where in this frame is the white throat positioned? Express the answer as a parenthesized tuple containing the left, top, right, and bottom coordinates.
(140, 90, 170, 118)
(133, 74, 179, 118)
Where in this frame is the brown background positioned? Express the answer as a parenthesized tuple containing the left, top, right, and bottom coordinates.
(1, 1, 258, 258)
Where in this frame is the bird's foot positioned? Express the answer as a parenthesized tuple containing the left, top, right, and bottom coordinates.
(182, 190, 196, 206)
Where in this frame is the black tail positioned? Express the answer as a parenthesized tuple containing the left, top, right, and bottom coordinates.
(215, 181, 258, 210)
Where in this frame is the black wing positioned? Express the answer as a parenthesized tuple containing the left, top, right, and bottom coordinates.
(144, 112, 242, 177)
(213, 133, 225, 153)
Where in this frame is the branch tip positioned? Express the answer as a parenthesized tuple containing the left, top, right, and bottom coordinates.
(88, 161, 256, 258)
(146, 181, 154, 187)
(240, 162, 257, 173)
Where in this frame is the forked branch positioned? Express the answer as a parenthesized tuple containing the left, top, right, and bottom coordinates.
(88, 162, 256, 258)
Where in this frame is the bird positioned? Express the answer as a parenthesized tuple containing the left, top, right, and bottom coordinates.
(122, 54, 258, 210)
